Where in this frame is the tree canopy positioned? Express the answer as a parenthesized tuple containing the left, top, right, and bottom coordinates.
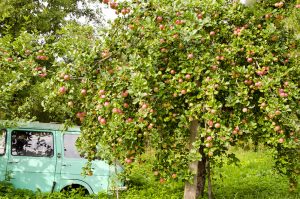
(0, 0, 102, 37)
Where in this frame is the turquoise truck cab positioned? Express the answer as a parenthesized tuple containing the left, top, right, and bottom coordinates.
(0, 122, 125, 194)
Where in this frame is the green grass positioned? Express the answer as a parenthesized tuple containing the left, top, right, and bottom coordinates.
(120, 148, 299, 199)
(206, 148, 300, 199)
(0, 148, 299, 199)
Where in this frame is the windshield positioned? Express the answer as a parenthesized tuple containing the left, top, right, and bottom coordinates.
(0, 129, 6, 155)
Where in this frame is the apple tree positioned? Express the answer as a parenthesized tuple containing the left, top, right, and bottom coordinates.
(38, 0, 299, 197)
(0, 22, 98, 122)
(42, 0, 299, 198)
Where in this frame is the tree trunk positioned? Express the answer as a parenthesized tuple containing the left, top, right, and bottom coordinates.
(184, 120, 207, 199)
(207, 160, 213, 199)
(196, 146, 206, 198)
(184, 120, 199, 199)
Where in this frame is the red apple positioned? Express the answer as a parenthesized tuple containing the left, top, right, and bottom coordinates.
(173, 34, 179, 39)
(123, 103, 129, 108)
(112, 108, 118, 113)
(187, 53, 194, 59)
(211, 65, 218, 71)
(161, 48, 167, 53)
(274, 126, 281, 131)
(185, 74, 191, 79)
(205, 142, 212, 148)
(156, 16, 163, 23)
(255, 82, 262, 87)
(207, 120, 214, 127)
(141, 104, 148, 109)
(125, 158, 132, 164)
(181, 90, 187, 95)
(99, 118, 107, 125)
(81, 89, 87, 95)
(206, 136, 213, 141)
(58, 86, 67, 94)
(39, 73, 47, 77)
(63, 74, 70, 81)
(172, 173, 177, 179)
(247, 57, 253, 63)
(122, 90, 129, 97)
(159, 24, 165, 30)
(110, 2, 118, 9)
(175, 19, 182, 25)
(34, 67, 43, 71)
(265, 14, 271, 19)
(278, 138, 284, 143)
(127, 118, 133, 123)
(25, 49, 31, 55)
(148, 123, 154, 129)
(279, 92, 286, 97)
(275, 110, 281, 115)
(128, 24, 134, 30)
(214, 123, 221, 128)
(104, 101, 110, 107)
(170, 70, 176, 75)
(209, 31, 216, 36)
(99, 90, 105, 95)
(121, 8, 127, 15)
(197, 13, 203, 19)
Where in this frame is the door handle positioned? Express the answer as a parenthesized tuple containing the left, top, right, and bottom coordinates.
(8, 160, 19, 163)
(62, 163, 72, 167)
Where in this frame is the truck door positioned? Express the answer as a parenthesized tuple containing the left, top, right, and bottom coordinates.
(0, 129, 8, 181)
(6, 129, 57, 192)
(59, 133, 89, 180)
(58, 133, 110, 193)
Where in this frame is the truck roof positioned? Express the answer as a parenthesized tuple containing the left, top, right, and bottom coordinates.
(0, 121, 80, 132)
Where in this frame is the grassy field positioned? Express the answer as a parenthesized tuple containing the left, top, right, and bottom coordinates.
(0, 147, 299, 199)
(206, 148, 300, 199)
(120, 147, 300, 199)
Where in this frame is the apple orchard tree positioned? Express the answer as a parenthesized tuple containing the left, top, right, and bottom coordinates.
(0, 0, 299, 198)
(71, 0, 298, 197)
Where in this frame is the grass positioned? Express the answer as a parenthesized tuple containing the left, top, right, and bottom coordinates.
(0, 147, 299, 199)
(205, 148, 300, 199)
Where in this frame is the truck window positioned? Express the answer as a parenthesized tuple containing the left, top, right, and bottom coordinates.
(0, 129, 6, 155)
(11, 131, 54, 157)
(64, 134, 82, 158)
